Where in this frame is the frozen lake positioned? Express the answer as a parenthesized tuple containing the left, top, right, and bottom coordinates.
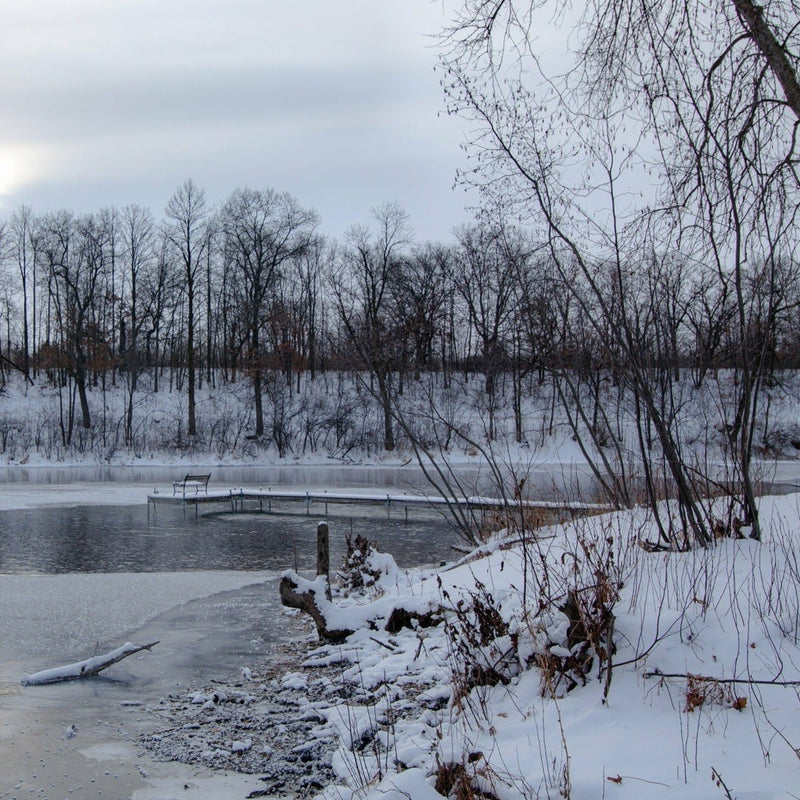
(0, 470, 462, 679)
(0, 462, 795, 797)
(0, 460, 602, 498)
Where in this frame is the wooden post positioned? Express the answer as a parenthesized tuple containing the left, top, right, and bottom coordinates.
(317, 521, 330, 578)
(317, 521, 331, 600)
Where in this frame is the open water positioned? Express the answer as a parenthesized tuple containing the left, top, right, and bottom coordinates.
(0, 502, 460, 574)
(0, 464, 482, 574)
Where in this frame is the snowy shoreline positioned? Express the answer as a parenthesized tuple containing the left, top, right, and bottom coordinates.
(4, 479, 800, 799)
(128, 492, 800, 800)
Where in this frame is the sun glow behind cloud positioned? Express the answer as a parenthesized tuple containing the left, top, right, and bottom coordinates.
(0, 1, 474, 237)
(0, 144, 51, 208)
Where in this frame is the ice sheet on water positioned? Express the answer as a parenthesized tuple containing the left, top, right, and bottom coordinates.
(0, 570, 270, 669)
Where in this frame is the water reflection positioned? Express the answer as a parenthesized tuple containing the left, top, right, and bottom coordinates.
(0, 503, 460, 575)
(0, 462, 602, 575)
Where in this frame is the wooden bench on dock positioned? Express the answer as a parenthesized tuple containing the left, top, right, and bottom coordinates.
(172, 473, 211, 496)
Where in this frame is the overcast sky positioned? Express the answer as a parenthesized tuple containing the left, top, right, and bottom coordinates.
(0, 0, 475, 240)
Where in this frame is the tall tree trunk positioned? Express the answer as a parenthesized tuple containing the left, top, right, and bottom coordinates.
(378, 371, 395, 451)
(254, 369, 264, 437)
(187, 279, 196, 437)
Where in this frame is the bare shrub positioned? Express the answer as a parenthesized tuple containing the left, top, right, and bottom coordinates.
(443, 580, 518, 713)
(434, 752, 510, 800)
(684, 675, 735, 713)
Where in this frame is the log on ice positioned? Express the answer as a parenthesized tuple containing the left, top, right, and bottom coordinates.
(21, 641, 159, 686)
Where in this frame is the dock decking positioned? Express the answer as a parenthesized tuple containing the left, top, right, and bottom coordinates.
(146, 486, 609, 521)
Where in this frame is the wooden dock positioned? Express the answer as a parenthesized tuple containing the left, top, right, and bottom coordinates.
(146, 486, 609, 521)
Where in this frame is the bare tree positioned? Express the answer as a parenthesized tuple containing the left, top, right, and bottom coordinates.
(0, 221, 11, 383)
(10, 206, 41, 380)
(331, 203, 412, 452)
(451, 222, 524, 440)
(393, 242, 452, 381)
(439, 0, 800, 544)
(140, 236, 178, 394)
(295, 233, 329, 380)
(119, 205, 156, 445)
(40, 212, 108, 437)
(220, 187, 317, 438)
(164, 179, 208, 438)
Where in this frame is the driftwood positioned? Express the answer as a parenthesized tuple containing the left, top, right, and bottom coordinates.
(21, 641, 159, 686)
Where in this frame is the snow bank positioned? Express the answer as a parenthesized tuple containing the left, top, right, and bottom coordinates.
(287, 495, 800, 800)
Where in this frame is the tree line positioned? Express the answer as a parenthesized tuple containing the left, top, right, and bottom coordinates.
(0, 179, 799, 465)
(0, 171, 797, 549)
(0, 188, 800, 422)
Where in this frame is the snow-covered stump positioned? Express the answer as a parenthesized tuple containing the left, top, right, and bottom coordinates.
(280, 571, 353, 643)
(21, 640, 159, 685)
(280, 566, 441, 645)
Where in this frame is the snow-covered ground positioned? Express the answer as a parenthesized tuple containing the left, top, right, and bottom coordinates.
(3, 476, 800, 799)
(26, 487, 785, 800)
(289, 495, 800, 800)
(132, 493, 800, 800)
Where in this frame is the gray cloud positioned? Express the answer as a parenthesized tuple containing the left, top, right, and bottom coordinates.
(1, 1, 475, 239)
(3, 63, 428, 141)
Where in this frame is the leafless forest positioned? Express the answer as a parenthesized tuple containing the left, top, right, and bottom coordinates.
(3, 1, 800, 549)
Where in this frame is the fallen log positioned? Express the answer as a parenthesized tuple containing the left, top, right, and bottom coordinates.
(280, 570, 441, 643)
(21, 641, 159, 686)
